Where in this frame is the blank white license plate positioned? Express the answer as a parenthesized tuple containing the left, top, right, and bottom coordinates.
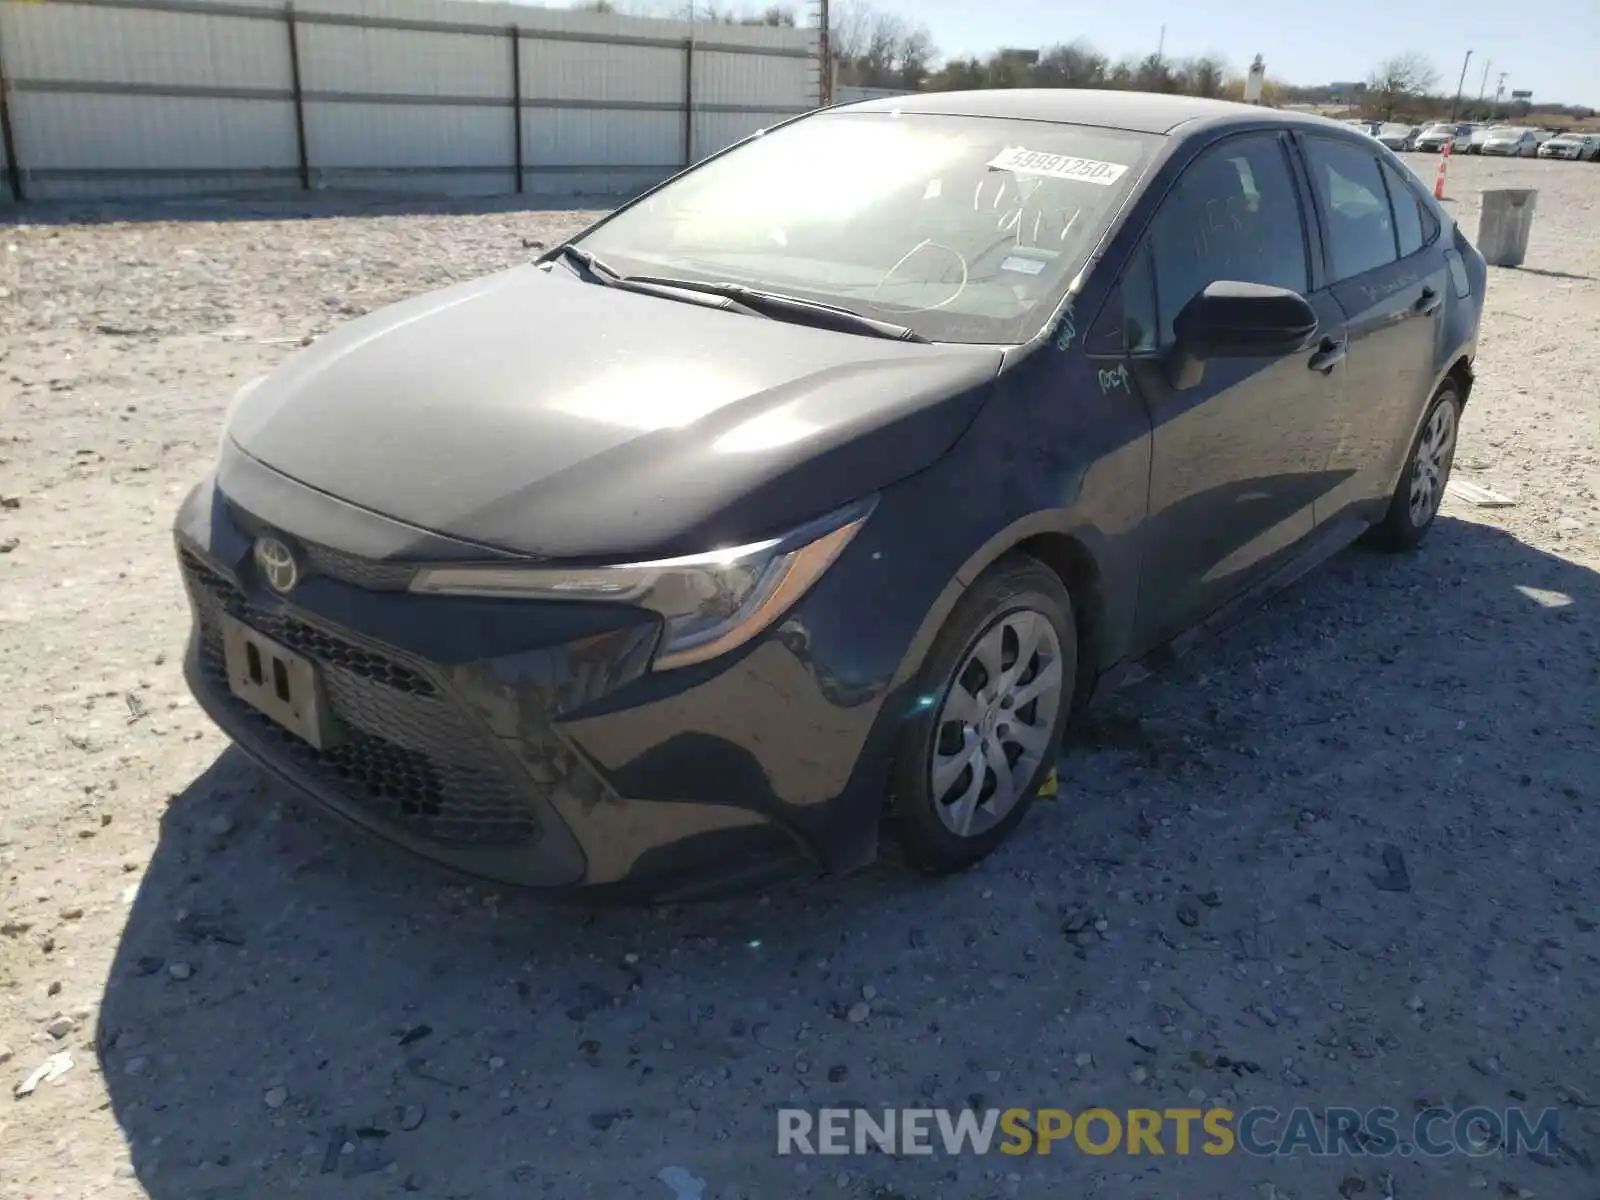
(220, 613, 337, 750)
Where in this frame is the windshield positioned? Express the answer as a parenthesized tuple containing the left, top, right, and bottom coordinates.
(572, 111, 1160, 344)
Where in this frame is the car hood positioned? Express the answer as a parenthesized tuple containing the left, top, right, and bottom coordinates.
(226, 264, 1004, 560)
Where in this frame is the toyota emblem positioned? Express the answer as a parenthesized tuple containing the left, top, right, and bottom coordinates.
(253, 536, 300, 593)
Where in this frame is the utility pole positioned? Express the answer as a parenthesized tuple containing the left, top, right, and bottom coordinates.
(811, 0, 831, 107)
(1493, 73, 1507, 120)
(1156, 25, 1165, 62)
(1448, 48, 1472, 121)
(1476, 58, 1491, 107)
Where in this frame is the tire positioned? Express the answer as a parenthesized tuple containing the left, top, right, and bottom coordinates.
(888, 555, 1076, 875)
(1370, 381, 1462, 552)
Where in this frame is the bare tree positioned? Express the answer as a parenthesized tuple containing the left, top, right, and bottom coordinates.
(1367, 52, 1440, 119)
(1034, 39, 1109, 89)
(828, 0, 872, 62)
(1132, 53, 1176, 93)
(829, 2, 936, 89)
(1176, 54, 1229, 99)
(860, 11, 909, 79)
(897, 26, 936, 88)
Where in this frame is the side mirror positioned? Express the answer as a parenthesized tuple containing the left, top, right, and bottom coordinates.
(1166, 281, 1319, 388)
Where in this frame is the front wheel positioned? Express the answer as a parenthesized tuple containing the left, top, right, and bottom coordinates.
(888, 556, 1076, 875)
(1370, 382, 1462, 551)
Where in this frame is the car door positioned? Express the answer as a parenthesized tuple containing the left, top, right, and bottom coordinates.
(1099, 131, 1350, 651)
(1294, 135, 1451, 528)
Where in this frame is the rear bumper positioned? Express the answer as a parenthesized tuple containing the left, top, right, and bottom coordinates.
(174, 463, 921, 899)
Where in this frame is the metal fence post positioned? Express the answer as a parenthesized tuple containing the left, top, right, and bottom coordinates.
(0, 12, 24, 202)
(682, 36, 694, 167)
(509, 25, 523, 194)
(285, 3, 311, 190)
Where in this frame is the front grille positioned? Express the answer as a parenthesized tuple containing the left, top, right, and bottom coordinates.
(225, 502, 417, 591)
(302, 542, 418, 592)
(180, 549, 541, 846)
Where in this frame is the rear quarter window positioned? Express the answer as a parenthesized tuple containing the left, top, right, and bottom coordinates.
(1380, 160, 1425, 258)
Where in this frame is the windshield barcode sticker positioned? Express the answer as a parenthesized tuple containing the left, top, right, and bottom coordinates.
(1000, 255, 1047, 275)
(987, 147, 1129, 186)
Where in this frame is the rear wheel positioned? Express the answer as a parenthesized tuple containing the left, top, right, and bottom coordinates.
(1370, 381, 1461, 551)
(888, 556, 1075, 875)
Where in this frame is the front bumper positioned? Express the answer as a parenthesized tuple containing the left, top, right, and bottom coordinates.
(174, 461, 924, 899)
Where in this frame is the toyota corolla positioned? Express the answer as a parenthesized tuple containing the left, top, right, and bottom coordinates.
(176, 91, 1486, 900)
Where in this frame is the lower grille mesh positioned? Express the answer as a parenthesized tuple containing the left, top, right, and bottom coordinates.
(181, 549, 540, 846)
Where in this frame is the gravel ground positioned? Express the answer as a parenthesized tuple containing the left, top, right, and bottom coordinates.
(2, 156, 1598, 1200)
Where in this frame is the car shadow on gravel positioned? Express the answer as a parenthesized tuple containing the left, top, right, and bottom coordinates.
(96, 515, 1598, 1198)
(1, 192, 635, 229)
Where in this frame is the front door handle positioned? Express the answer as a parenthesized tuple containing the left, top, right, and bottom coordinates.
(1307, 337, 1347, 374)
(1416, 286, 1443, 317)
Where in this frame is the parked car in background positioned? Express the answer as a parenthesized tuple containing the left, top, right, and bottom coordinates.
(1480, 127, 1541, 157)
(174, 91, 1488, 895)
(1344, 118, 1384, 136)
(1462, 126, 1500, 154)
(1415, 122, 1473, 153)
(1537, 131, 1600, 161)
(1376, 123, 1420, 151)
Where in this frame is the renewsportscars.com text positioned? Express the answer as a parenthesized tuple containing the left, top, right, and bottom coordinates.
(777, 1106, 1563, 1158)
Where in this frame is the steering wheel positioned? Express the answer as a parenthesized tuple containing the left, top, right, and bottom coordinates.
(868, 239, 970, 313)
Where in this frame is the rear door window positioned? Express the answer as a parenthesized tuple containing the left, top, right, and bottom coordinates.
(1301, 137, 1399, 282)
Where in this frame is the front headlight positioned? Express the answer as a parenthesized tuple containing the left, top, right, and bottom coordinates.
(409, 497, 876, 671)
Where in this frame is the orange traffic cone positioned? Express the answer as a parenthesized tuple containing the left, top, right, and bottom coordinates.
(1433, 139, 1452, 201)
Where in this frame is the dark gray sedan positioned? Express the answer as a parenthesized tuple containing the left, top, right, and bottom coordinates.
(175, 90, 1486, 899)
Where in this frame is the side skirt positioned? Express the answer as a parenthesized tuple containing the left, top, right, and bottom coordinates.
(1089, 512, 1373, 701)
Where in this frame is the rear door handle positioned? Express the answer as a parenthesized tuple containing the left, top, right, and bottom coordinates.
(1307, 337, 1347, 374)
(1416, 286, 1443, 317)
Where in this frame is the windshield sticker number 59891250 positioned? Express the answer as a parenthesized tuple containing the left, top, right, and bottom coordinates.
(987, 147, 1130, 188)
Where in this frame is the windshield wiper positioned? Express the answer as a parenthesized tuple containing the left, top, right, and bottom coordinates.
(623, 275, 931, 343)
(549, 245, 929, 343)
(552, 244, 623, 282)
(551, 245, 764, 317)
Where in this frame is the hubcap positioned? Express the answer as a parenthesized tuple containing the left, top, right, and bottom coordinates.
(929, 609, 1063, 839)
(1408, 398, 1458, 528)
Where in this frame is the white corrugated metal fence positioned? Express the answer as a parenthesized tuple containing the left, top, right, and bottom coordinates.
(0, 0, 821, 202)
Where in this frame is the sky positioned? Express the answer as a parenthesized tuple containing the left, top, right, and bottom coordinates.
(902, 0, 1598, 109)
(549, 0, 1599, 109)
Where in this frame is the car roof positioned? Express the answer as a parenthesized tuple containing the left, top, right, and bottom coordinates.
(829, 88, 1352, 137)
